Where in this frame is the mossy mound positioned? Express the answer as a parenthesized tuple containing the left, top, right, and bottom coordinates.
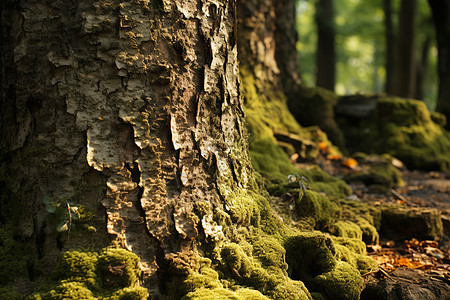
(0, 225, 29, 286)
(329, 221, 363, 240)
(337, 97, 450, 171)
(218, 242, 312, 299)
(28, 248, 148, 300)
(288, 86, 346, 149)
(295, 190, 341, 230)
(284, 232, 373, 299)
(344, 154, 405, 192)
(380, 206, 444, 241)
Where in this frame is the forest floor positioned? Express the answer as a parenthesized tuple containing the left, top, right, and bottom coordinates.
(320, 158, 450, 298)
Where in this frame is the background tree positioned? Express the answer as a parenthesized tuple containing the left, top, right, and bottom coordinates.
(429, 0, 450, 128)
(384, 0, 397, 94)
(315, 0, 336, 91)
(393, 0, 418, 98)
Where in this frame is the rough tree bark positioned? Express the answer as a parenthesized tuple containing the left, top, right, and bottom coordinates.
(315, 0, 336, 92)
(429, 0, 450, 129)
(1, 0, 253, 297)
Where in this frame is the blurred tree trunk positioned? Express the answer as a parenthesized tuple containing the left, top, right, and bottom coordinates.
(415, 35, 432, 99)
(393, 0, 418, 98)
(429, 0, 450, 129)
(315, 0, 336, 91)
(1, 0, 251, 297)
(384, 0, 397, 94)
(275, 0, 302, 96)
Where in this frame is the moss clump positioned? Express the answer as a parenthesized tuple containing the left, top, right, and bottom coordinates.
(288, 86, 346, 149)
(284, 233, 337, 279)
(338, 97, 450, 171)
(284, 232, 368, 299)
(312, 261, 363, 300)
(110, 287, 149, 300)
(0, 287, 22, 300)
(380, 207, 444, 241)
(329, 221, 363, 240)
(29, 248, 147, 300)
(332, 237, 366, 255)
(97, 248, 141, 289)
(0, 225, 29, 286)
(252, 236, 288, 270)
(219, 243, 312, 299)
(295, 190, 340, 230)
(51, 250, 98, 289)
(344, 155, 404, 191)
(355, 218, 379, 245)
(183, 287, 269, 300)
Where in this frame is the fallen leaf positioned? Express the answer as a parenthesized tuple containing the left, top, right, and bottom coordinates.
(341, 158, 358, 169)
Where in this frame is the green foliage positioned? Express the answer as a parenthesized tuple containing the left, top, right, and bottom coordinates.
(43, 197, 79, 234)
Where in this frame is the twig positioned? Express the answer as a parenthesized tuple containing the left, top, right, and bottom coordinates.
(66, 201, 72, 242)
(391, 189, 407, 202)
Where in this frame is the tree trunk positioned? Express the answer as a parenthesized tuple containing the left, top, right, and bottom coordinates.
(1, 0, 252, 297)
(393, 0, 418, 98)
(315, 0, 336, 91)
(384, 0, 397, 94)
(429, 0, 450, 129)
(415, 35, 432, 100)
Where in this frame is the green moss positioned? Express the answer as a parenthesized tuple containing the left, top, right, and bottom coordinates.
(183, 287, 269, 300)
(431, 111, 447, 127)
(380, 206, 444, 240)
(252, 236, 287, 270)
(344, 157, 404, 191)
(51, 250, 98, 288)
(219, 243, 312, 299)
(183, 267, 222, 293)
(0, 287, 22, 300)
(284, 232, 367, 299)
(42, 282, 95, 300)
(0, 225, 29, 285)
(334, 244, 378, 275)
(332, 237, 366, 255)
(311, 261, 363, 300)
(249, 138, 299, 184)
(329, 221, 363, 240)
(339, 97, 450, 171)
(354, 254, 379, 275)
(110, 287, 149, 300)
(97, 248, 141, 289)
(289, 86, 346, 149)
(29, 248, 146, 300)
(295, 190, 340, 230)
(284, 232, 337, 279)
(355, 217, 379, 245)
